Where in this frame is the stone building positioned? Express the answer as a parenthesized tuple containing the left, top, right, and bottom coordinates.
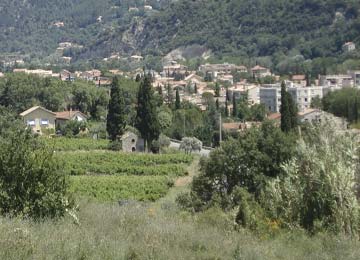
(121, 132, 144, 153)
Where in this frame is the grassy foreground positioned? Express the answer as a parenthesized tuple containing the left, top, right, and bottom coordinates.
(1, 201, 360, 260)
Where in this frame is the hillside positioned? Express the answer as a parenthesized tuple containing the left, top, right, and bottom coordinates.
(1, 0, 360, 69)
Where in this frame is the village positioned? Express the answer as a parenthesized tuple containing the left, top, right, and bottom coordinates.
(6, 46, 358, 136)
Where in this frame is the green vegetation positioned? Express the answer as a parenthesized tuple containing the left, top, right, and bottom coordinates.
(323, 87, 360, 123)
(45, 137, 109, 151)
(56, 151, 192, 177)
(136, 75, 161, 151)
(0, 109, 72, 219)
(179, 121, 360, 236)
(1, 201, 360, 259)
(280, 81, 298, 132)
(2, 0, 360, 74)
(0, 73, 109, 120)
(107, 76, 126, 141)
(70, 176, 173, 202)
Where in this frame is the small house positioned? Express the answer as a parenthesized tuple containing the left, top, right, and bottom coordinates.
(343, 42, 356, 52)
(251, 65, 271, 79)
(55, 110, 87, 128)
(121, 132, 144, 153)
(20, 106, 56, 135)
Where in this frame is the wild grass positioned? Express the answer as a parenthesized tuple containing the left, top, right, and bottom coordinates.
(1, 201, 360, 260)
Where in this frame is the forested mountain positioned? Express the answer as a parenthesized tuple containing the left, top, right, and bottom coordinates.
(1, 0, 360, 70)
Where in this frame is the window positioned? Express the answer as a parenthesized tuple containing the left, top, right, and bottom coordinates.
(27, 120, 35, 126)
(304, 98, 308, 102)
(41, 119, 49, 125)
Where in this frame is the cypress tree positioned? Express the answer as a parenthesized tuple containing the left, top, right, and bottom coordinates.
(216, 98, 220, 110)
(232, 95, 237, 117)
(226, 87, 230, 101)
(175, 89, 181, 110)
(194, 83, 198, 94)
(167, 84, 173, 104)
(280, 81, 291, 132)
(106, 76, 126, 141)
(280, 81, 298, 132)
(215, 82, 220, 97)
(288, 92, 298, 129)
(225, 100, 229, 117)
(136, 75, 160, 151)
(157, 84, 163, 96)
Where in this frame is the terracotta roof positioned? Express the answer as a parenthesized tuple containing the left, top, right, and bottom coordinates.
(251, 65, 267, 71)
(55, 111, 86, 120)
(298, 109, 319, 117)
(267, 113, 281, 120)
(292, 75, 306, 81)
(20, 106, 56, 117)
(222, 123, 242, 130)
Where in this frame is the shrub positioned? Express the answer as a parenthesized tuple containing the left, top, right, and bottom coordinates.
(0, 117, 73, 219)
(263, 125, 360, 236)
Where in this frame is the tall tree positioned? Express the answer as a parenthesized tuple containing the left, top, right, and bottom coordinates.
(215, 82, 220, 97)
(226, 87, 230, 101)
(106, 77, 126, 141)
(232, 95, 237, 117)
(216, 98, 220, 110)
(280, 81, 298, 132)
(175, 89, 181, 110)
(136, 75, 160, 151)
(280, 81, 291, 132)
(194, 83, 198, 94)
(225, 100, 229, 117)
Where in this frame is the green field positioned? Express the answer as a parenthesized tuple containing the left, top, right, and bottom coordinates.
(45, 137, 109, 151)
(47, 138, 193, 202)
(57, 151, 192, 177)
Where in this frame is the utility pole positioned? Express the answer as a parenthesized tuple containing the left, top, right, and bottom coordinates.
(219, 112, 222, 143)
(183, 111, 186, 137)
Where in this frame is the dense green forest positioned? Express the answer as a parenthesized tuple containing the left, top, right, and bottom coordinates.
(2, 0, 360, 73)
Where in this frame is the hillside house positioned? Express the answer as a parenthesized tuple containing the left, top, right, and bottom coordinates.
(343, 42, 356, 52)
(291, 75, 307, 87)
(55, 110, 87, 128)
(20, 106, 56, 135)
(251, 65, 271, 79)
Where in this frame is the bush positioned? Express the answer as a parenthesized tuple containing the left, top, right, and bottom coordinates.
(108, 140, 122, 151)
(263, 125, 360, 236)
(0, 116, 73, 219)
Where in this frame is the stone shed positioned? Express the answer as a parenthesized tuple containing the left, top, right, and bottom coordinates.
(120, 132, 144, 153)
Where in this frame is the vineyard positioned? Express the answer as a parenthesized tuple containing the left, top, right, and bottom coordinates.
(50, 139, 194, 202)
(45, 137, 109, 151)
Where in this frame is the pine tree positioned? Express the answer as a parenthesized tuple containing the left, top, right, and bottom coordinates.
(216, 99, 220, 110)
(106, 76, 126, 141)
(136, 75, 160, 151)
(175, 89, 181, 110)
(232, 95, 237, 117)
(194, 83, 198, 94)
(106, 77, 126, 141)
